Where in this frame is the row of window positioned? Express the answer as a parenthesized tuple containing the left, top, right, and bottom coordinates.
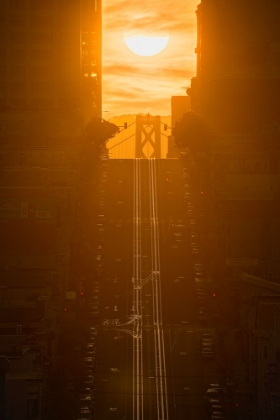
(0, 32, 79, 44)
(2, 0, 95, 10)
(214, 159, 270, 173)
(0, 114, 83, 133)
(0, 66, 55, 77)
(251, 314, 280, 331)
(0, 98, 55, 110)
(0, 15, 54, 26)
(0, 67, 79, 79)
(1, 170, 69, 185)
(0, 96, 81, 110)
(0, 0, 54, 10)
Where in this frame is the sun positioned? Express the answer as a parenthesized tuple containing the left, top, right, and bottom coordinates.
(124, 33, 169, 57)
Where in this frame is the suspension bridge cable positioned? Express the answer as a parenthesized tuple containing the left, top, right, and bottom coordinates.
(107, 133, 135, 150)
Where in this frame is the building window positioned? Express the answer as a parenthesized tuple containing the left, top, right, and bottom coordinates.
(243, 160, 252, 173)
(30, 0, 54, 10)
(0, 99, 7, 108)
(30, 33, 53, 44)
(10, 15, 26, 26)
(253, 342, 257, 360)
(31, 66, 53, 77)
(226, 224, 231, 236)
(0, 120, 7, 133)
(27, 399, 39, 419)
(274, 316, 280, 329)
(31, 49, 54, 60)
(30, 15, 54, 26)
(252, 367, 257, 383)
(229, 161, 237, 173)
(263, 345, 268, 360)
(34, 99, 53, 109)
(11, 33, 26, 43)
(11, 66, 26, 76)
(0, 33, 6, 43)
(11, 82, 26, 92)
(252, 314, 259, 329)
(5, 170, 20, 183)
(10, 0, 25, 9)
(253, 161, 262, 173)
(11, 49, 26, 59)
(11, 98, 26, 108)
(268, 270, 275, 281)
(263, 160, 269, 173)
(0, 82, 6, 93)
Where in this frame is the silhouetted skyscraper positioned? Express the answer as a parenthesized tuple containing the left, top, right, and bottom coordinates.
(167, 96, 190, 158)
(190, 0, 280, 135)
(0, 0, 102, 146)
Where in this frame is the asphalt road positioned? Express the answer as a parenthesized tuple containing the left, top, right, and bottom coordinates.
(92, 158, 219, 420)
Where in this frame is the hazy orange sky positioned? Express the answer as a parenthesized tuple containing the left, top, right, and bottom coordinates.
(103, 0, 198, 118)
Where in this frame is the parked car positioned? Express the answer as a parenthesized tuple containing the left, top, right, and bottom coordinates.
(206, 398, 223, 411)
(209, 384, 223, 397)
(201, 349, 215, 359)
(197, 308, 208, 323)
(209, 404, 224, 414)
(211, 413, 225, 420)
(88, 311, 99, 318)
(79, 407, 91, 419)
(202, 332, 213, 340)
(205, 388, 222, 402)
(201, 338, 215, 348)
(196, 293, 208, 304)
(110, 367, 120, 373)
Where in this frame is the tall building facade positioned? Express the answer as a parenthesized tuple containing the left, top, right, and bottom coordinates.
(0, 2, 102, 417)
(188, 3, 280, 417)
(0, 0, 102, 147)
(190, 0, 280, 135)
(167, 96, 190, 158)
(188, 0, 280, 283)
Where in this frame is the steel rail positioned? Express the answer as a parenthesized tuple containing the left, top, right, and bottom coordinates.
(152, 158, 169, 420)
(132, 158, 144, 420)
(149, 158, 169, 420)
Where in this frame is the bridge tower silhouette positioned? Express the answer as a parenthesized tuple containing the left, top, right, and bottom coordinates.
(135, 114, 161, 158)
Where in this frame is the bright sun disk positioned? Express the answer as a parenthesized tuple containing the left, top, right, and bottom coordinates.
(124, 34, 169, 57)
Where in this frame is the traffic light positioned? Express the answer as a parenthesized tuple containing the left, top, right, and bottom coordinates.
(124, 122, 127, 129)
(164, 124, 168, 131)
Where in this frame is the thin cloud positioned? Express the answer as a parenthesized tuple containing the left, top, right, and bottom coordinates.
(103, 0, 198, 116)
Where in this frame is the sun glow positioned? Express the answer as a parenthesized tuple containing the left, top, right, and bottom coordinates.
(124, 34, 169, 57)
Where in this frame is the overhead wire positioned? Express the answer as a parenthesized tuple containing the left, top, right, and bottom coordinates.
(107, 133, 135, 150)
(107, 121, 136, 151)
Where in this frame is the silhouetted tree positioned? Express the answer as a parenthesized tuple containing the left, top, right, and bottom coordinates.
(80, 117, 119, 179)
(172, 111, 212, 154)
(83, 117, 119, 153)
